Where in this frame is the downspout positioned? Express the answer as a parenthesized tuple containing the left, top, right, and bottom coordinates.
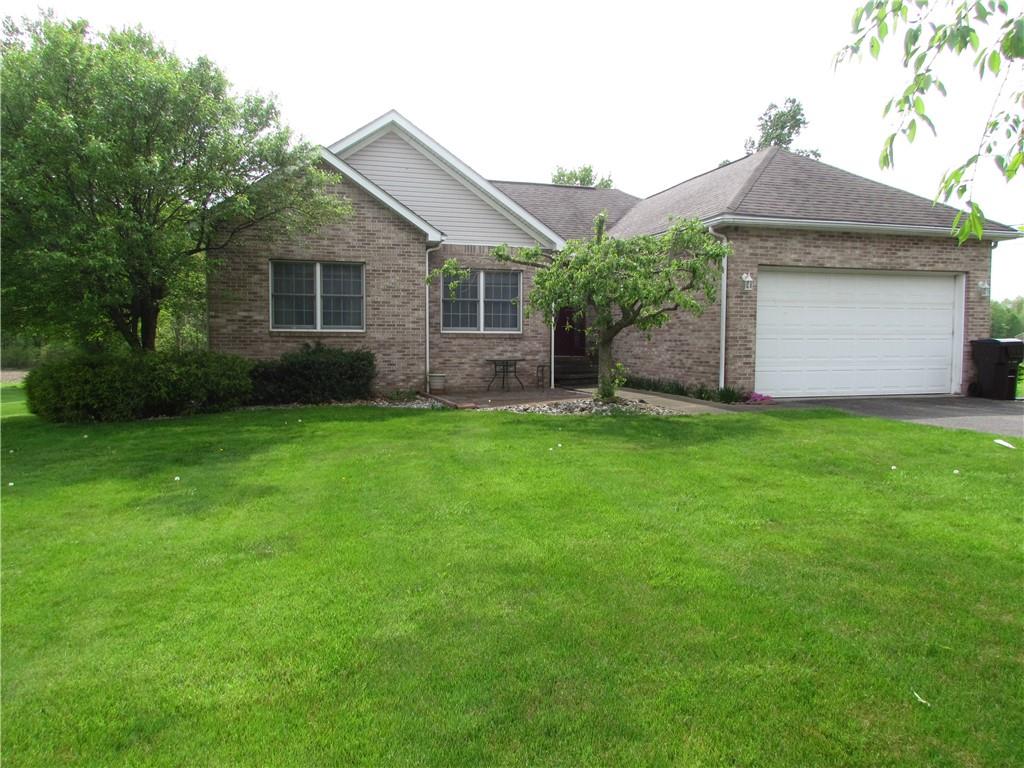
(425, 242, 443, 393)
(550, 304, 556, 389)
(708, 225, 729, 390)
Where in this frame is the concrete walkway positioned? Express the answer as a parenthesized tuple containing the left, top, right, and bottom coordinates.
(780, 395, 1024, 437)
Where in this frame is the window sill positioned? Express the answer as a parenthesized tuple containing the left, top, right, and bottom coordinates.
(440, 329, 524, 336)
(269, 328, 366, 334)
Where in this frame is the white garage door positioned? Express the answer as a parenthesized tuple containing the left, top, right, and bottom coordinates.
(754, 269, 960, 398)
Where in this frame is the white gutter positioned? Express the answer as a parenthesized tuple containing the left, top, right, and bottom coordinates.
(702, 214, 1022, 241)
(708, 225, 729, 389)
(424, 242, 443, 392)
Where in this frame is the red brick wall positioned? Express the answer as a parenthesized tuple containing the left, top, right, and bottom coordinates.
(615, 303, 722, 388)
(428, 244, 551, 392)
(208, 177, 553, 393)
(208, 177, 428, 392)
(615, 227, 992, 394)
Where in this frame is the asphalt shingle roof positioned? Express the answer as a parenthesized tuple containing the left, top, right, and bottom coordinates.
(608, 152, 771, 238)
(491, 181, 640, 241)
(609, 147, 1018, 238)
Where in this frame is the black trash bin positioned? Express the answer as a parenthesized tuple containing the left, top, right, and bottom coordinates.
(971, 338, 1024, 399)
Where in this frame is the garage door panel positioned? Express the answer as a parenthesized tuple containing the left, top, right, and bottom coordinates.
(754, 270, 957, 397)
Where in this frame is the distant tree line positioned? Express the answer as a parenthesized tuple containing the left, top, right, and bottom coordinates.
(992, 297, 1024, 338)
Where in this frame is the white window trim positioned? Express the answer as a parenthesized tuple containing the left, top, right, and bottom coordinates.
(269, 260, 366, 333)
(440, 269, 523, 335)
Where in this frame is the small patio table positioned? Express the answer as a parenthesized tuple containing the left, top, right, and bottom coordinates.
(486, 358, 526, 391)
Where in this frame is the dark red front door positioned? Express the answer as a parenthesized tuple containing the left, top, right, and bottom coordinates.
(554, 308, 587, 356)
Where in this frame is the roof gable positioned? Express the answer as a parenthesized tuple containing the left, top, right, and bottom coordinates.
(329, 111, 564, 249)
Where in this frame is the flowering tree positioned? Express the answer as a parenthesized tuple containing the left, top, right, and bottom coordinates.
(436, 213, 730, 400)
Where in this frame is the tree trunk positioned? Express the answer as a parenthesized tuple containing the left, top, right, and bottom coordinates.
(596, 334, 617, 401)
(108, 307, 143, 351)
(140, 301, 160, 352)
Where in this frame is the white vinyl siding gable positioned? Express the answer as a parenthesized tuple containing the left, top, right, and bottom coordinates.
(343, 130, 539, 247)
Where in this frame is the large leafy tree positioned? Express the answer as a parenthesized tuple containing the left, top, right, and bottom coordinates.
(438, 215, 729, 399)
(551, 164, 614, 188)
(744, 97, 822, 158)
(2, 14, 350, 350)
(837, 0, 1023, 242)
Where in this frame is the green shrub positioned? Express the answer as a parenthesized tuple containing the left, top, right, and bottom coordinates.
(26, 353, 146, 422)
(145, 352, 253, 416)
(25, 351, 252, 422)
(716, 386, 745, 404)
(385, 389, 419, 403)
(250, 343, 375, 405)
(625, 375, 690, 397)
(691, 384, 716, 401)
(624, 375, 746, 403)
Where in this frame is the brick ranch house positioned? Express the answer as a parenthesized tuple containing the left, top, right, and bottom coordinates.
(208, 110, 1020, 398)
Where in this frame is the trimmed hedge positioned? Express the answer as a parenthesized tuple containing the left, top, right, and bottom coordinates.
(25, 344, 378, 422)
(250, 344, 375, 405)
(25, 351, 253, 422)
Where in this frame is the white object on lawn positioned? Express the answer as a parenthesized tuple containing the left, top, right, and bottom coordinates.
(912, 690, 932, 707)
(994, 439, 1016, 449)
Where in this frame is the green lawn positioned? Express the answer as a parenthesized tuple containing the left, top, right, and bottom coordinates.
(2, 386, 1021, 767)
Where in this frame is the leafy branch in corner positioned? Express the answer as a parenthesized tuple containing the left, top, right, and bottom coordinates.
(836, 0, 1023, 242)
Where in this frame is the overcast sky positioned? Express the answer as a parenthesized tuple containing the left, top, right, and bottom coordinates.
(9, 0, 1023, 298)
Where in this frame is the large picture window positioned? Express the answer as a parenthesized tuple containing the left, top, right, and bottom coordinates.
(442, 270, 521, 332)
(271, 261, 364, 331)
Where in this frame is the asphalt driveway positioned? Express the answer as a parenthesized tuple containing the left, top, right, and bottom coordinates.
(784, 396, 1024, 437)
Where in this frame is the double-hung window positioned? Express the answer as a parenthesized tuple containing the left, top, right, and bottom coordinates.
(442, 270, 521, 332)
(271, 261, 364, 331)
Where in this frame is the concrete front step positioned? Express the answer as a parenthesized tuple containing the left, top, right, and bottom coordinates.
(554, 356, 597, 386)
(555, 375, 598, 386)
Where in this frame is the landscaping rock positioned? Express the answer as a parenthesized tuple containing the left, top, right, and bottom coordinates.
(355, 396, 444, 410)
(485, 398, 671, 416)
